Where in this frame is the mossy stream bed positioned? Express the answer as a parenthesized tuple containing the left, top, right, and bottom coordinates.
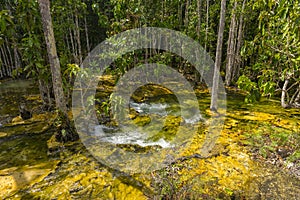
(0, 78, 300, 199)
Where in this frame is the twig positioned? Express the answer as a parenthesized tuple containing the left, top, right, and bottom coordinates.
(170, 152, 221, 165)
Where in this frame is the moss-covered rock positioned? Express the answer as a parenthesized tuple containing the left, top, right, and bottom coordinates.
(132, 115, 151, 126)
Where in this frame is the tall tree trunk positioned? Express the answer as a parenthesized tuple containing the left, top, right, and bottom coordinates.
(74, 12, 82, 64)
(233, 0, 246, 82)
(69, 27, 77, 63)
(13, 42, 21, 77)
(38, 0, 67, 115)
(184, 0, 190, 28)
(205, 0, 209, 51)
(0, 62, 3, 78)
(197, 0, 202, 39)
(210, 0, 226, 111)
(5, 38, 14, 73)
(225, 0, 237, 86)
(3, 44, 12, 76)
(0, 45, 9, 76)
(195, 0, 203, 84)
(84, 16, 90, 56)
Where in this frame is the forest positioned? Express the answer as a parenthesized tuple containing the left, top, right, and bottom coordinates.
(0, 0, 299, 199)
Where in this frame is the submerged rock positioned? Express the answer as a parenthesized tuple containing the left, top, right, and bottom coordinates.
(19, 103, 32, 120)
(47, 134, 63, 155)
(0, 131, 7, 138)
(11, 116, 23, 124)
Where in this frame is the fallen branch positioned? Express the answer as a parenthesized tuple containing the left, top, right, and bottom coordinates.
(170, 151, 222, 165)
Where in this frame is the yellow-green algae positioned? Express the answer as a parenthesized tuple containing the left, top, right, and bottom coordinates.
(1, 78, 300, 199)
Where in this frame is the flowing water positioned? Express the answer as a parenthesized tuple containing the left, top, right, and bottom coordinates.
(93, 99, 202, 148)
(0, 79, 300, 199)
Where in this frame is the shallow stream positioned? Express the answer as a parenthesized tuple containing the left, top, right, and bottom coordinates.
(0, 79, 299, 199)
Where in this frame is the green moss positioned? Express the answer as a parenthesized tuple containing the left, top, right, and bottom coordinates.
(132, 115, 151, 126)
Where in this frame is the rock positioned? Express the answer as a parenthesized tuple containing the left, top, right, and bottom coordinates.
(133, 115, 151, 126)
(11, 116, 23, 123)
(19, 103, 32, 120)
(47, 134, 63, 155)
(0, 132, 7, 138)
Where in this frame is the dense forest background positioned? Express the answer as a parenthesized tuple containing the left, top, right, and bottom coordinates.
(0, 0, 299, 109)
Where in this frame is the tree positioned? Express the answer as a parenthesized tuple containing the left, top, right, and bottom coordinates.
(210, 0, 227, 111)
(37, 0, 67, 115)
(225, 0, 237, 86)
(38, 0, 78, 142)
(240, 0, 300, 108)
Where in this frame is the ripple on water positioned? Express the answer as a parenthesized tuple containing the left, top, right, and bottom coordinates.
(94, 125, 172, 148)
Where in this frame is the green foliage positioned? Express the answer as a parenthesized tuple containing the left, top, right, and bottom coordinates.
(0, 10, 14, 36)
(288, 151, 300, 163)
(241, 0, 300, 106)
(237, 75, 261, 103)
(245, 122, 299, 161)
(62, 63, 80, 96)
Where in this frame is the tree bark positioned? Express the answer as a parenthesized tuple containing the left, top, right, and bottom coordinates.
(5, 38, 14, 74)
(210, 0, 226, 111)
(0, 62, 3, 78)
(74, 12, 82, 64)
(84, 16, 90, 56)
(13, 42, 21, 77)
(294, 84, 300, 105)
(197, 0, 202, 39)
(205, 0, 209, 51)
(184, 0, 190, 28)
(38, 0, 67, 115)
(225, 0, 237, 86)
(69, 27, 77, 63)
(0, 45, 9, 76)
(233, 0, 246, 81)
(281, 77, 290, 108)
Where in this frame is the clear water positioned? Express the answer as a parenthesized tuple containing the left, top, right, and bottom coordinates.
(93, 100, 202, 148)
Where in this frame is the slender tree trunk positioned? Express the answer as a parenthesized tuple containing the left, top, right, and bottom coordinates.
(197, 0, 202, 39)
(184, 0, 190, 28)
(65, 34, 70, 54)
(282, 18, 292, 108)
(3, 44, 12, 76)
(38, 0, 67, 115)
(69, 27, 77, 63)
(205, 0, 209, 51)
(0, 54, 3, 77)
(289, 82, 300, 104)
(210, 0, 226, 111)
(0, 62, 3, 78)
(161, 0, 165, 22)
(13, 42, 21, 77)
(225, 0, 237, 86)
(5, 38, 14, 73)
(233, 0, 246, 81)
(0, 46, 9, 76)
(294, 84, 300, 105)
(195, 0, 203, 84)
(75, 12, 82, 64)
(281, 76, 290, 108)
(84, 16, 90, 56)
